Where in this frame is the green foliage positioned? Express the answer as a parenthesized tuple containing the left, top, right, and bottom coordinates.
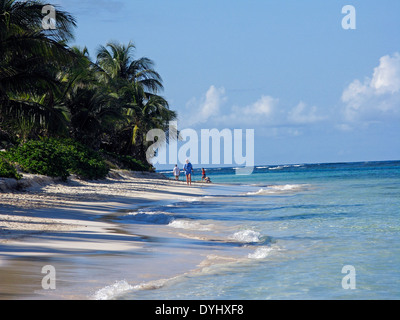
(8, 139, 70, 180)
(0, 155, 22, 180)
(1, 1, 177, 167)
(65, 140, 110, 180)
(1, 0, 78, 139)
(8, 139, 109, 181)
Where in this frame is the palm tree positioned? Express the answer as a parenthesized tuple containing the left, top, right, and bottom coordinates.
(128, 90, 177, 162)
(96, 41, 163, 92)
(0, 0, 75, 40)
(96, 41, 177, 161)
(0, 0, 77, 139)
(0, 2, 178, 167)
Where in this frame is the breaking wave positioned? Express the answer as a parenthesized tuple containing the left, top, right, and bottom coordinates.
(248, 246, 275, 259)
(229, 229, 262, 243)
(168, 219, 213, 231)
(92, 280, 134, 300)
(245, 184, 310, 195)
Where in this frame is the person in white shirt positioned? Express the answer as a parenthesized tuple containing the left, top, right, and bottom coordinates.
(173, 164, 180, 181)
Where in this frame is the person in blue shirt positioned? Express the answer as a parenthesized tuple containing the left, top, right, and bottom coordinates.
(183, 159, 193, 186)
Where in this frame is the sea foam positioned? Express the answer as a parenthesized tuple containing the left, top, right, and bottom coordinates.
(246, 184, 309, 195)
(248, 246, 274, 259)
(92, 280, 134, 300)
(92, 278, 173, 300)
(168, 219, 212, 231)
(230, 230, 262, 243)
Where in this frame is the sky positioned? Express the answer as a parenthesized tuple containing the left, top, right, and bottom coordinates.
(54, 0, 400, 168)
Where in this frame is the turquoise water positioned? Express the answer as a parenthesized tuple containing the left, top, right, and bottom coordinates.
(99, 161, 400, 300)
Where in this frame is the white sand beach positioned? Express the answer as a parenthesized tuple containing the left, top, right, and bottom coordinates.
(0, 171, 207, 299)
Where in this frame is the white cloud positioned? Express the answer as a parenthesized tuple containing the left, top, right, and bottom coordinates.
(342, 52, 400, 122)
(184, 85, 227, 126)
(184, 86, 328, 133)
(224, 95, 279, 127)
(199, 85, 226, 121)
(242, 95, 277, 116)
(185, 86, 279, 127)
(287, 102, 327, 124)
(370, 53, 400, 94)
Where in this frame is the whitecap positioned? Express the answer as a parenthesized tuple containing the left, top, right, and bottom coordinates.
(270, 184, 306, 191)
(245, 188, 269, 195)
(248, 246, 274, 259)
(168, 219, 212, 231)
(245, 184, 309, 195)
(269, 166, 284, 170)
(230, 230, 262, 243)
(92, 277, 174, 300)
(92, 280, 134, 300)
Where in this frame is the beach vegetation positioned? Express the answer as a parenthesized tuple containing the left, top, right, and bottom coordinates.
(94, 41, 177, 162)
(7, 138, 109, 181)
(0, 154, 22, 180)
(0, 0, 176, 179)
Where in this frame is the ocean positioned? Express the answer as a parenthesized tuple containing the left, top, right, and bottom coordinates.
(94, 161, 400, 300)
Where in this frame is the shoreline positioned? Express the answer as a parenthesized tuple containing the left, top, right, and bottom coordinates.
(0, 170, 208, 299)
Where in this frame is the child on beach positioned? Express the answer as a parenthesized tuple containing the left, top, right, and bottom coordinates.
(183, 159, 193, 186)
(173, 164, 180, 180)
(201, 168, 206, 181)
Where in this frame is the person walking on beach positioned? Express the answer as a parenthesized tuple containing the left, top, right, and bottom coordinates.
(183, 159, 193, 186)
(173, 164, 180, 181)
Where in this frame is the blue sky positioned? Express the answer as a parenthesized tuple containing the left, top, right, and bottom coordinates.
(55, 0, 400, 167)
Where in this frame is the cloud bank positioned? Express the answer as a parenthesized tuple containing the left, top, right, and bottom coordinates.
(184, 52, 400, 137)
(184, 87, 327, 134)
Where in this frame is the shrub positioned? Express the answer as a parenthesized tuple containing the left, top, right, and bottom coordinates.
(0, 155, 22, 180)
(9, 139, 70, 180)
(8, 139, 109, 181)
(66, 140, 109, 180)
